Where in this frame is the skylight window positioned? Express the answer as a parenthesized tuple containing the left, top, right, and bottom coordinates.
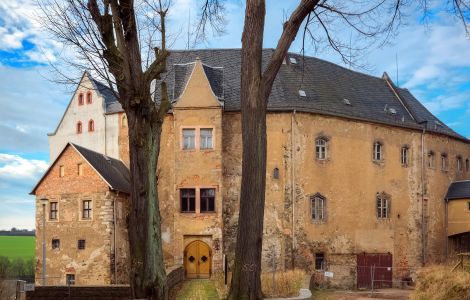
(388, 108, 397, 115)
(343, 98, 351, 105)
(289, 57, 297, 64)
(299, 90, 306, 97)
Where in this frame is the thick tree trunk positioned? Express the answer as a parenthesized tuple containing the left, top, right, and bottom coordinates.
(228, 1, 266, 299)
(127, 108, 167, 300)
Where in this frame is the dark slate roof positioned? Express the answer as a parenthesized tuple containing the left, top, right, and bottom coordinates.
(173, 63, 195, 100)
(156, 49, 467, 142)
(31, 143, 130, 194)
(446, 181, 470, 200)
(72, 143, 130, 193)
(89, 76, 123, 114)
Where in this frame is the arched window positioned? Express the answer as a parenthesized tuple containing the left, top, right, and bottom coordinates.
(76, 121, 82, 134)
(78, 93, 84, 106)
(376, 192, 390, 219)
(310, 193, 326, 222)
(428, 151, 435, 168)
(401, 146, 409, 166)
(86, 92, 92, 104)
(88, 119, 94, 132)
(457, 156, 463, 172)
(315, 137, 328, 160)
(373, 141, 383, 161)
(273, 167, 280, 179)
(122, 115, 128, 128)
(441, 153, 448, 171)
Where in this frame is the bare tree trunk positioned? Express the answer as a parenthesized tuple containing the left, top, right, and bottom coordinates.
(228, 1, 266, 299)
(127, 108, 167, 299)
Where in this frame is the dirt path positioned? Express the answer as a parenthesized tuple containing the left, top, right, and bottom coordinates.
(174, 279, 220, 300)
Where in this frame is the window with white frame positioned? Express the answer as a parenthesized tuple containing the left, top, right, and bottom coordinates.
(310, 193, 326, 222)
(441, 153, 448, 171)
(82, 200, 92, 219)
(428, 151, 435, 168)
(200, 128, 213, 149)
(182, 129, 196, 150)
(373, 141, 383, 161)
(315, 138, 328, 160)
(401, 146, 409, 166)
(376, 193, 390, 219)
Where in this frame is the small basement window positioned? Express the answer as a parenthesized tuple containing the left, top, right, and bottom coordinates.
(315, 253, 325, 270)
(52, 239, 60, 249)
(78, 239, 86, 250)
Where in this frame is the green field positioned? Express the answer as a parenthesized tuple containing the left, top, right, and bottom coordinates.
(0, 236, 35, 260)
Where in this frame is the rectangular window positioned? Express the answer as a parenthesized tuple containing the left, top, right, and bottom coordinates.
(50, 202, 58, 220)
(200, 128, 213, 149)
(468, 202, 470, 211)
(373, 142, 382, 161)
(66, 274, 75, 285)
(82, 200, 92, 219)
(180, 189, 196, 212)
(182, 129, 196, 150)
(52, 239, 60, 249)
(78, 239, 86, 250)
(457, 157, 463, 172)
(77, 163, 83, 176)
(315, 253, 325, 270)
(377, 195, 389, 219)
(401, 147, 409, 166)
(311, 196, 325, 221)
(59, 165, 65, 177)
(441, 154, 448, 171)
(200, 188, 215, 212)
(315, 138, 327, 160)
(428, 152, 435, 168)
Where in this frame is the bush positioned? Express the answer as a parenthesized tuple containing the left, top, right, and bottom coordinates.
(0, 256, 34, 279)
(261, 269, 305, 298)
(410, 265, 470, 300)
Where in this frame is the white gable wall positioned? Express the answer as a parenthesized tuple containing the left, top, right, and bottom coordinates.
(48, 75, 120, 161)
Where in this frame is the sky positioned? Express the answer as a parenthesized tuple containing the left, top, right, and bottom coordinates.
(0, 0, 469, 230)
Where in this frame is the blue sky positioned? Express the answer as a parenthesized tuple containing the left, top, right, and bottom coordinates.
(0, 0, 469, 230)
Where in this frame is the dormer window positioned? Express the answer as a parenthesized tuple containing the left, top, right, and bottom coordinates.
(76, 121, 82, 134)
(88, 120, 94, 132)
(78, 93, 84, 106)
(86, 92, 92, 104)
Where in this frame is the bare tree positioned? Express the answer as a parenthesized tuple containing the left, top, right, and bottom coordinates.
(229, 0, 469, 299)
(38, 0, 223, 299)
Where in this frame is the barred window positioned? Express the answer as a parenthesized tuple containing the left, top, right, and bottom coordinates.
(311, 194, 326, 221)
(200, 188, 215, 212)
(373, 141, 383, 161)
(376, 193, 390, 219)
(401, 146, 409, 166)
(82, 200, 92, 219)
(182, 129, 196, 150)
(50, 202, 58, 220)
(181, 189, 196, 212)
(315, 138, 328, 160)
(200, 128, 213, 149)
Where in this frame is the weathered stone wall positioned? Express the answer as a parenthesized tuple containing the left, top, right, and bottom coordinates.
(34, 146, 127, 285)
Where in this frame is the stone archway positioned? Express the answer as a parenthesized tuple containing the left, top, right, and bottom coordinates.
(184, 240, 212, 279)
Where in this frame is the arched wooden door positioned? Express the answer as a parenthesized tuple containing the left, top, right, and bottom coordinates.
(184, 240, 212, 279)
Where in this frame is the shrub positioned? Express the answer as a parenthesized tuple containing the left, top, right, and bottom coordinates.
(410, 265, 470, 300)
(261, 269, 306, 298)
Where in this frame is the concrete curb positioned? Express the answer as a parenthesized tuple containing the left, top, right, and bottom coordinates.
(266, 288, 312, 300)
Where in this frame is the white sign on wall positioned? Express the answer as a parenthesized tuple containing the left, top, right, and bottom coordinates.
(324, 271, 334, 278)
(24, 283, 35, 291)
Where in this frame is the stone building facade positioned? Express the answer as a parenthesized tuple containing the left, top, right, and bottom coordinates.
(33, 49, 470, 287)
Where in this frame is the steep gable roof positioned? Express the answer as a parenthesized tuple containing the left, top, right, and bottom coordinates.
(156, 49, 466, 142)
(31, 143, 130, 194)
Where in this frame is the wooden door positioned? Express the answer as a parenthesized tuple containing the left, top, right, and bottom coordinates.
(184, 240, 211, 279)
(357, 253, 392, 289)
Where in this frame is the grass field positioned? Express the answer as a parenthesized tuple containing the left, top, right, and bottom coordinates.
(0, 236, 35, 260)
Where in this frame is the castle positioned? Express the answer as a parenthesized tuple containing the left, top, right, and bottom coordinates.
(32, 49, 470, 288)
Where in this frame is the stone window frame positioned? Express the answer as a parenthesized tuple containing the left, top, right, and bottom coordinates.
(440, 153, 448, 172)
(315, 136, 329, 161)
(80, 199, 93, 221)
(401, 145, 410, 167)
(49, 201, 59, 221)
(179, 186, 218, 214)
(310, 193, 326, 223)
(376, 192, 390, 219)
(78, 93, 84, 106)
(456, 155, 463, 173)
(180, 126, 216, 151)
(373, 140, 384, 162)
(86, 91, 92, 104)
(427, 151, 435, 169)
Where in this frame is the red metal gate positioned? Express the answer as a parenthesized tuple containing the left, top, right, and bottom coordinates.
(357, 253, 392, 289)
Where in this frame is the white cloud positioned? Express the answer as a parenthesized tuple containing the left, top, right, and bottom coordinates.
(0, 154, 48, 180)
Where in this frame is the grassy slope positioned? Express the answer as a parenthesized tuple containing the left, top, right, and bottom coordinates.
(0, 236, 35, 260)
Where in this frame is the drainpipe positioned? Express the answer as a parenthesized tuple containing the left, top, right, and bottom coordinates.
(291, 110, 297, 268)
(445, 197, 448, 259)
(113, 192, 118, 284)
(420, 121, 428, 266)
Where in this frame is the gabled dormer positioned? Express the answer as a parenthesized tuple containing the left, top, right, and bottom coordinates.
(48, 71, 122, 161)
